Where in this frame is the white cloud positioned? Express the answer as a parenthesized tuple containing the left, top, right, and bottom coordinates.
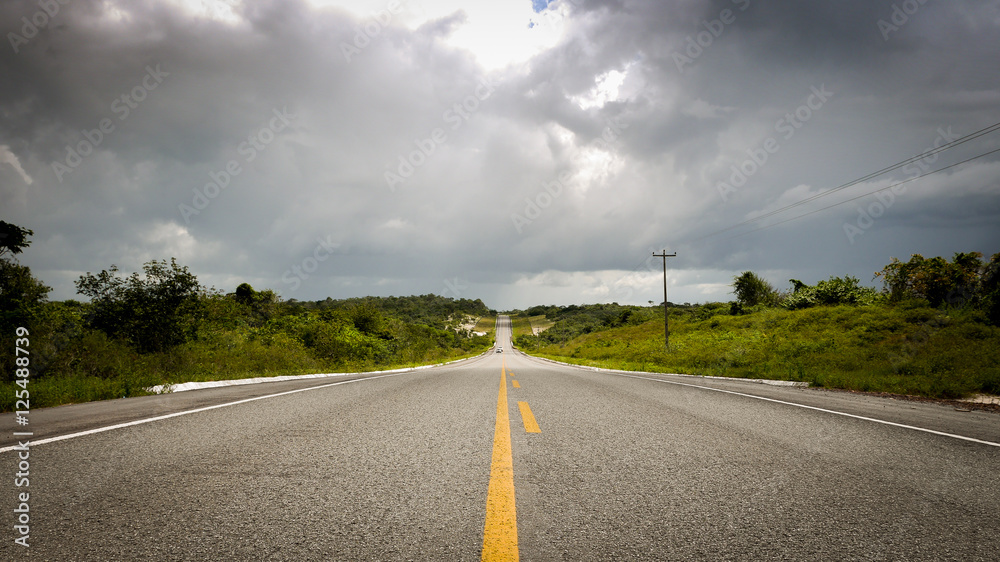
(573, 67, 628, 110)
(0, 145, 32, 185)
(310, 0, 568, 70)
(682, 99, 735, 120)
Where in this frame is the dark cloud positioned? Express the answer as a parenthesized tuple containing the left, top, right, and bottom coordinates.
(1, 0, 998, 309)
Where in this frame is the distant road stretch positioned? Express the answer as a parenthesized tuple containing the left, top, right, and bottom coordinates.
(3, 315, 998, 560)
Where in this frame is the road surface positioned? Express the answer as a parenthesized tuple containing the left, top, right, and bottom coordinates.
(3, 315, 998, 560)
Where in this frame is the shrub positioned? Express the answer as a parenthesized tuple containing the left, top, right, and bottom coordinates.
(0, 222, 52, 381)
(980, 253, 1000, 326)
(732, 271, 780, 312)
(75, 258, 202, 353)
(875, 252, 983, 307)
(784, 276, 880, 309)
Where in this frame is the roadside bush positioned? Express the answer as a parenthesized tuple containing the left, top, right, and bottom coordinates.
(75, 259, 202, 353)
(731, 271, 780, 313)
(784, 276, 881, 309)
(694, 302, 730, 320)
(0, 222, 52, 382)
(980, 253, 1000, 326)
(875, 252, 985, 307)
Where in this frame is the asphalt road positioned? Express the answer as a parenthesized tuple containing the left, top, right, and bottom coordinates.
(2, 316, 998, 560)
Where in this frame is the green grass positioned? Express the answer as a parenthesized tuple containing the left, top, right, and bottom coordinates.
(528, 314, 555, 333)
(511, 315, 533, 339)
(519, 304, 1000, 399)
(473, 315, 497, 338)
(11, 302, 996, 410)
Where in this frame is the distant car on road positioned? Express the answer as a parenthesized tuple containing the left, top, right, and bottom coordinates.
(496, 347, 503, 353)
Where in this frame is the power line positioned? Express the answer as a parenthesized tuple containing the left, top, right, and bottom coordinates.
(616, 123, 1000, 285)
(721, 146, 1000, 239)
(735, 121, 1000, 225)
(695, 121, 1000, 241)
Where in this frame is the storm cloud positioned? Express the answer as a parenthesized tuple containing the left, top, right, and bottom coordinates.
(2, 0, 998, 309)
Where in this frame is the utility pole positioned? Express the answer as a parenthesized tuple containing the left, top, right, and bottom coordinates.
(652, 250, 676, 349)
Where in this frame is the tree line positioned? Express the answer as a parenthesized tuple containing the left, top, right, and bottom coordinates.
(731, 251, 999, 319)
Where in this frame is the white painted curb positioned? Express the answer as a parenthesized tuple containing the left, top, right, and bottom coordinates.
(146, 352, 489, 394)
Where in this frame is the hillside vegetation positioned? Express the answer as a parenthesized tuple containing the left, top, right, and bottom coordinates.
(3, 220, 997, 407)
(1, 289, 493, 411)
(512, 252, 1000, 399)
(0, 224, 496, 410)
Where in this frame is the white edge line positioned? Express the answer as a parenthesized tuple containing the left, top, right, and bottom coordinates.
(610, 371, 1000, 448)
(526, 353, 808, 387)
(146, 352, 488, 394)
(523, 352, 1000, 449)
(0, 371, 410, 454)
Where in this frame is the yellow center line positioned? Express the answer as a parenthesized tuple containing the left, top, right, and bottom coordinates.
(512, 380, 520, 388)
(517, 401, 541, 433)
(482, 357, 518, 561)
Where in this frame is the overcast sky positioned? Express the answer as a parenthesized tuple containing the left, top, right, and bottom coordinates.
(2, 0, 998, 310)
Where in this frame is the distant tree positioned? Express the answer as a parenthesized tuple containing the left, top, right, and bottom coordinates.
(0, 221, 34, 259)
(75, 258, 202, 353)
(979, 253, 1000, 325)
(229, 282, 279, 327)
(732, 271, 779, 311)
(0, 261, 51, 324)
(876, 252, 983, 307)
(0, 222, 51, 381)
(234, 282, 256, 305)
(783, 276, 880, 309)
(0, 221, 50, 328)
(951, 251, 985, 303)
(350, 301, 388, 337)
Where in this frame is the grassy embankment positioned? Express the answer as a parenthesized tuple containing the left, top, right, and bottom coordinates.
(1, 328, 492, 412)
(473, 315, 498, 339)
(510, 315, 533, 340)
(1, 297, 496, 411)
(527, 315, 555, 335)
(517, 303, 1000, 399)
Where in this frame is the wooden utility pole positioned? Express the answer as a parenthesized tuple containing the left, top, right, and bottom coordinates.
(652, 250, 677, 349)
